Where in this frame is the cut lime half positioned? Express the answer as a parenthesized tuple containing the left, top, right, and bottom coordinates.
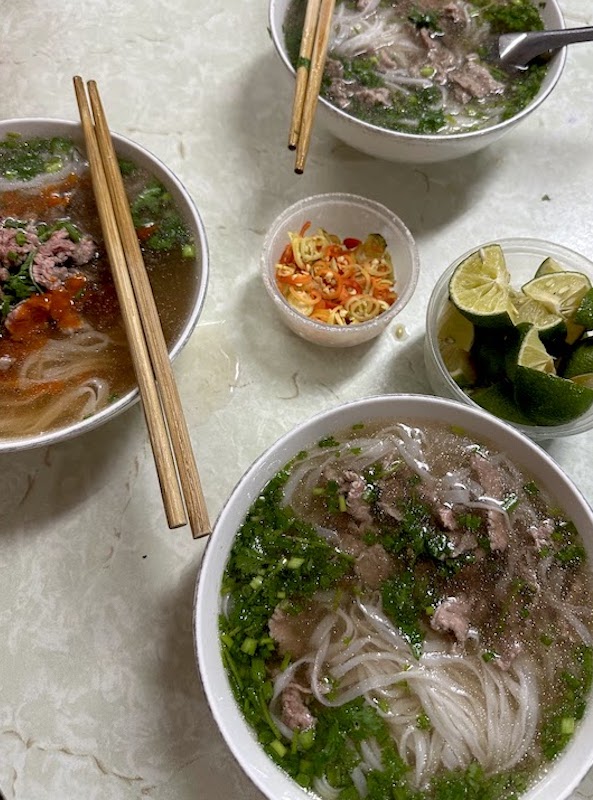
(449, 244, 516, 328)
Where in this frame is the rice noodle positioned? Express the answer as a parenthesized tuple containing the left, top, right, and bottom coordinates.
(0, 324, 127, 436)
(273, 592, 541, 790)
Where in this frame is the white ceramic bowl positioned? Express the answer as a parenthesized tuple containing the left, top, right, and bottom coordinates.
(268, 0, 566, 164)
(195, 393, 593, 800)
(261, 193, 419, 346)
(424, 237, 593, 440)
(0, 118, 209, 452)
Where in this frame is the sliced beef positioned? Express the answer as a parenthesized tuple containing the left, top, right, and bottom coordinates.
(471, 453, 509, 552)
(354, 543, 394, 589)
(443, 1, 466, 24)
(529, 518, 554, 551)
(497, 639, 523, 671)
(449, 530, 479, 558)
(268, 604, 323, 659)
(354, 87, 391, 108)
(323, 467, 375, 534)
(450, 60, 504, 103)
(431, 595, 471, 644)
(281, 685, 316, 731)
(420, 28, 458, 80)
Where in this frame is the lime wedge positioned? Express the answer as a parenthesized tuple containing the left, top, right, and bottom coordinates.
(514, 367, 593, 425)
(522, 272, 590, 345)
(562, 339, 593, 379)
(571, 373, 593, 389)
(534, 257, 565, 278)
(441, 343, 478, 387)
(438, 300, 475, 351)
(512, 293, 566, 344)
(437, 302, 477, 386)
(472, 382, 534, 425)
(449, 245, 516, 328)
(506, 323, 555, 382)
(574, 287, 593, 330)
(522, 271, 591, 318)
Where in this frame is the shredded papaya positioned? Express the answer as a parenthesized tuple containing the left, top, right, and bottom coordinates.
(274, 225, 397, 325)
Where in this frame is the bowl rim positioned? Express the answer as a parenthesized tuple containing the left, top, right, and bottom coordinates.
(268, 0, 567, 144)
(261, 191, 420, 339)
(0, 116, 209, 452)
(194, 392, 593, 800)
(424, 236, 593, 439)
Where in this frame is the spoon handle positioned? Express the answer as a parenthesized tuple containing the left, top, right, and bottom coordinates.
(500, 26, 593, 66)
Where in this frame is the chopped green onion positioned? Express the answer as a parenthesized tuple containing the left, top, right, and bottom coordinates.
(287, 556, 304, 569)
(561, 717, 575, 735)
(270, 739, 287, 758)
(241, 637, 258, 656)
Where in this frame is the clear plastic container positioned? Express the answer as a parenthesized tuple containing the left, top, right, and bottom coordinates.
(261, 193, 419, 347)
(424, 237, 593, 440)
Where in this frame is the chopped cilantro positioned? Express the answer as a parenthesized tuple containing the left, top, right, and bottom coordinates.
(130, 179, 193, 253)
(0, 133, 75, 181)
(471, 0, 544, 33)
(318, 435, 340, 448)
(408, 9, 441, 32)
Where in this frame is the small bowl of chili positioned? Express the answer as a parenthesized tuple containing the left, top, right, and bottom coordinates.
(261, 193, 419, 347)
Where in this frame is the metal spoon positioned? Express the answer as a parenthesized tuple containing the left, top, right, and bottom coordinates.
(498, 26, 593, 69)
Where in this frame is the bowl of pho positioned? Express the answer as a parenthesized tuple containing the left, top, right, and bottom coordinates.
(269, 0, 566, 163)
(0, 118, 208, 452)
(195, 393, 593, 800)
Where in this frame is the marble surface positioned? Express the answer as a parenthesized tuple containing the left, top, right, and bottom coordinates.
(1, 1, 593, 798)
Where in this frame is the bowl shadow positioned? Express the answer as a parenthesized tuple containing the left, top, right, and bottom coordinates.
(151, 560, 266, 798)
(0, 406, 144, 538)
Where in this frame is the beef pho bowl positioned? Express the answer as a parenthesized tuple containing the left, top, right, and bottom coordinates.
(195, 394, 593, 800)
(0, 118, 208, 452)
(269, 0, 566, 163)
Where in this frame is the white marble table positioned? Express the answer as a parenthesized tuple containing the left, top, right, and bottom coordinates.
(1, 1, 593, 798)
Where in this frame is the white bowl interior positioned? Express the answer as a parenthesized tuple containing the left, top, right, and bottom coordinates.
(268, 0, 566, 164)
(195, 393, 593, 800)
(424, 238, 593, 440)
(261, 193, 419, 346)
(0, 117, 209, 452)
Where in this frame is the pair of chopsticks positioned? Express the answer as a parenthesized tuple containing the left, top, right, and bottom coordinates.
(73, 77, 211, 539)
(288, 0, 336, 174)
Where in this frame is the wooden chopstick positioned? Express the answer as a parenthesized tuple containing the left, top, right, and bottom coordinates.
(288, 0, 323, 151)
(73, 76, 211, 538)
(290, 0, 336, 174)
